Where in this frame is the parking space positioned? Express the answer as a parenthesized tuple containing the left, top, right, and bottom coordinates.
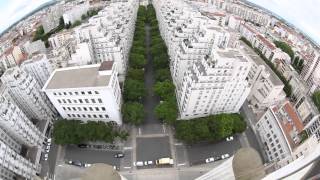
(186, 136, 241, 165)
(64, 146, 121, 168)
(136, 136, 171, 169)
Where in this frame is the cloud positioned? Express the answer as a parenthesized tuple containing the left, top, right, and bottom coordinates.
(247, 0, 320, 45)
(0, 0, 52, 32)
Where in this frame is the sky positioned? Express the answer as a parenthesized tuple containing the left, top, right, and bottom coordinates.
(247, 0, 320, 45)
(0, 0, 52, 33)
(0, 0, 319, 45)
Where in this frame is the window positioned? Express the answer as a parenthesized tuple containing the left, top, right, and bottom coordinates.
(81, 91, 85, 95)
(99, 115, 103, 118)
(82, 114, 86, 118)
(102, 107, 106, 111)
(67, 114, 71, 117)
(88, 114, 91, 118)
(95, 91, 99, 94)
(75, 92, 79, 95)
(72, 107, 76, 111)
(63, 107, 66, 110)
(72, 114, 75, 117)
(67, 99, 71, 103)
(53, 92, 57, 95)
(58, 99, 61, 103)
(69, 92, 72, 95)
(85, 99, 89, 103)
(67, 107, 71, 111)
(62, 99, 66, 103)
(95, 107, 99, 111)
(73, 100, 77, 103)
(93, 115, 97, 118)
(77, 114, 80, 117)
(79, 99, 83, 103)
(77, 107, 81, 111)
(83, 107, 87, 111)
(98, 99, 102, 103)
(105, 115, 109, 118)
(91, 99, 96, 103)
(63, 92, 67, 95)
(89, 107, 93, 111)
(88, 91, 92, 95)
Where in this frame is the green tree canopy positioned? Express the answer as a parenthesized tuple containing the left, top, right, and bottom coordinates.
(123, 79, 145, 101)
(155, 68, 171, 82)
(122, 102, 145, 125)
(154, 80, 175, 100)
(155, 100, 178, 124)
(274, 41, 295, 60)
(130, 53, 146, 69)
(127, 68, 144, 81)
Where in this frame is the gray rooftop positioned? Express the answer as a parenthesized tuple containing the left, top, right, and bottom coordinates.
(240, 42, 283, 85)
(45, 65, 111, 90)
(217, 49, 248, 62)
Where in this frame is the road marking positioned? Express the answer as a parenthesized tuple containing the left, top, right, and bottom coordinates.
(123, 147, 132, 150)
(177, 163, 186, 166)
(175, 143, 183, 146)
(138, 128, 141, 135)
(123, 166, 131, 169)
(162, 124, 166, 133)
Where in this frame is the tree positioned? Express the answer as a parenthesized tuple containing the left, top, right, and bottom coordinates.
(155, 69, 171, 82)
(154, 80, 175, 100)
(123, 79, 145, 101)
(274, 41, 294, 60)
(297, 59, 304, 72)
(72, 20, 82, 27)
(59, 16, 65, 29)
(130, 53, 146, 69)
(127, 68, 144, 81)
(122, 102, 145, 125)
(81, 14, 87, 20)
(293, 56, 300, 66)
(155, 101, 177, 124)
(312, 91, 320, 112)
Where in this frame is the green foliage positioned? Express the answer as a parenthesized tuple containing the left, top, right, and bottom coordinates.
(122, 102, 145, 125)
(312, 91, 320, 112)
(240, 37, 292, 97)
(130, 53, 146, 69)
(155, 68, 171, 82)
(175, 114, 246, 144)
(123, 79, 145, 102)
(274, 41, 295, 60)
(155, 100, 178, 125)
(72, 20, 82, 28)
(154, 80, 175, 100)
(53, 120, 128, 145)
(127, 68, 144, 81)
(33, 26, 45, 41)
(81, 14, 87, 20)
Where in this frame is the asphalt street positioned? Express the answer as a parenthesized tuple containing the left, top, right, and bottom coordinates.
(39, 142, 59, 178)
(186, 136, 241, 165)
(64, 146, 121, 167)
(136, 136, 171, 168)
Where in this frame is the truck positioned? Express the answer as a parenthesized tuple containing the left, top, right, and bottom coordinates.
(155, 158, 173, 165)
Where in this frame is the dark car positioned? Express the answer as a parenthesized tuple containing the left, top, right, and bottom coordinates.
(114, 153, 124, 158)
(78, 144, 88, 148)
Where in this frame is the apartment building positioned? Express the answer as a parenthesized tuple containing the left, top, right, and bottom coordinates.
(0, 140, 38, 180)
(41, 4, 63, 33)
(63, 1, 89, 25)
(255, 101, 304, 162)
(48, 30, 74, 49)
(225, 2, 270, 27)
(73, 0, 138, 78)
(177, 49, 252, 119)
(43, 61, 122, 125)
(241, 43, 286, 110)
(1, 67, 56, 121)
(69, 42, 95, 66)
(20, 54, 54, 88)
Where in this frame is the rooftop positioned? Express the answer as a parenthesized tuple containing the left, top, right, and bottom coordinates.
(44, 62, 113, 90)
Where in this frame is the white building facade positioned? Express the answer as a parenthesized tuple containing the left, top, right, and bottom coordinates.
(43, 61, 122, 125)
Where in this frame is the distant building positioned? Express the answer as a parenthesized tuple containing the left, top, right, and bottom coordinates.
(23, 40, 46, 55)
(41, 4, 63, 33)
(63, 2, 89, 25)
(43, 61, 122, 125)
(70, 42, 94, 66)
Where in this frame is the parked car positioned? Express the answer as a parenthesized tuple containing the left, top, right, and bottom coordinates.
(226, 136, 234, 141)
(221, 154, 230, 159)
(134, 161, 144, 167)
(155, 158, 173, 165)
(47, 138, 52, 143)
(114, 153, 124, 158)
(147, 161, 153, 165)
(215, 156, 222, 161)
(67, 160, 84, 167)
(84, 163, 92, 167)
(45, 145, 50, 153)
(44, 154, 48, 161)
(205, 157, 215, 163)
(78, 144, 88, 148)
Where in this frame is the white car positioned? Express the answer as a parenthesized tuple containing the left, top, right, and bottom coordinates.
(44, 154, 49, 161)
(135, 161, 144, 167)
(205, 157, 215, 163)
(147, 161, 153, 165)
(226, 136, 234, 141)
(85, 163, 92, 167)
(47, 138, 52, 143)
(221, 154, 230, 159)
